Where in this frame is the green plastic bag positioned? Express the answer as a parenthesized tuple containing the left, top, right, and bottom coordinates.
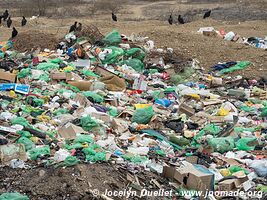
(80, 115, 98, 131)
(64, 143, 83, 150)
(169, 135, 190, 146)
(74, 134, 94, 144)
(82, 144, 101, 155)
(49, 58, 63, 64)
(17, 131, 31, 138)
(125, 48, 145, 61)
(54, 108, 68, 116)
(229, 166, 249, 175)
(17, 68, 31, 79)
(108, 106, 118, 117)
(132, 106, 154, 124)
(0, 193, 29, 200)
(102, 30, 122, 46)
(26, 96, 44, 107)
(208, 137, 235, 153)
(86, 152, 107, 162)
(239, 106, 257, 113)
(17, 137, 35, 151)
(203, 124, 222, 136)
(11, 117, 31, 128)
(234, 127, 255, 133)
(82, 70, 99, 77)
(119, 58, 144, 72)
(38, 73, 50, 82)
(82, 91, 104, 103)
(122, 154, 148, 163)
(236, 137, 257, 151)
(260, 106, 267, 117)
(102, 46, 124, 64)
(37, 62, 59, 71)
(219, 61, 250, 75)
(64, 156, 79, 166)
(28, 145, 50, 160)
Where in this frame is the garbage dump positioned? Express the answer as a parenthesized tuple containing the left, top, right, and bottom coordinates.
(198, 27, 267, 50)
(0, 25, 267, 200)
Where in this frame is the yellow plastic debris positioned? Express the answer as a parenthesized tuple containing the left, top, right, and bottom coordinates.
(134, 104, 151, 109)
(9, 90, 16, 98)
(220, 169, 231, 177)
(217, 108, 230, 116)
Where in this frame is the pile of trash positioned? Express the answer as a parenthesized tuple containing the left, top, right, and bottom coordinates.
(198, 27, 267, 50)
(0, 26, 266, 199)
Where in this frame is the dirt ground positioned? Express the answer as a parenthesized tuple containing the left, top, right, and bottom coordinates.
(1, 17, 266, 78)
(0, 163, 169, 200)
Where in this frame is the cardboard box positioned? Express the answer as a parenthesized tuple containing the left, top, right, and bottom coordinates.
(218, 179, 236, 191)
(162, 164, 214, 191)
(58, 123, 85, 140)
(179, 103, 195, 116)
(0, 144, 27, 164)
(68, 80, 92, 91)
(186, 166, 214, 191)
(0, 71, 16, 83)
(186, 156, 199, 164)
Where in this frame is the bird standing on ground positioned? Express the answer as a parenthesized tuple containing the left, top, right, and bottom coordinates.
(112, 12, 117, 22)
(203, 10, 211, 19)
(76, 23, 82, 32)
(178, 15, 185, 24)
(3, 10, 9, 21)
(168, 14, 173, 25)
(21, 16, 27, 26)
(11, 27, 18, 38)
(7, 17, 12, 28)
(69, 21, 77, 33)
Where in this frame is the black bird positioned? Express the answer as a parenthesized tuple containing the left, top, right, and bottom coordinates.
(178, 15, 185, 24)
(168, 14, 173, 25)
(112, 12, 117, 22)
(21, 16, 27, 26)
(69, 21, 77, 33)
(3, 10, 9, 21)
(11, 27, 18, 38)
(76, 23, 82, 32)
(203, 10, 211, 19)
(6, 17, 12, 28)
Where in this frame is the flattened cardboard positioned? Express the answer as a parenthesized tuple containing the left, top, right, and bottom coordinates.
(0, 71, 16, 83)
(58, 123, 85, 140)
(179, 103, 195, 116)
(50, 72, 67, 80)
(91, 112, 111, 123)
(94, 66, 117, 77)
(66, 72, 83, 81)
(74, 93, 91, 107)
(68, 80, 92, 91)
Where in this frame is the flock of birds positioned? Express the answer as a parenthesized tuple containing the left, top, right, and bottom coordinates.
(168, 9, 212, 25)
(0, 10, 27, 39)
(1, 9, 212, 39)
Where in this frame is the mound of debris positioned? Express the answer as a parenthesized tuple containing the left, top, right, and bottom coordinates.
(13, 31, 59, 52)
